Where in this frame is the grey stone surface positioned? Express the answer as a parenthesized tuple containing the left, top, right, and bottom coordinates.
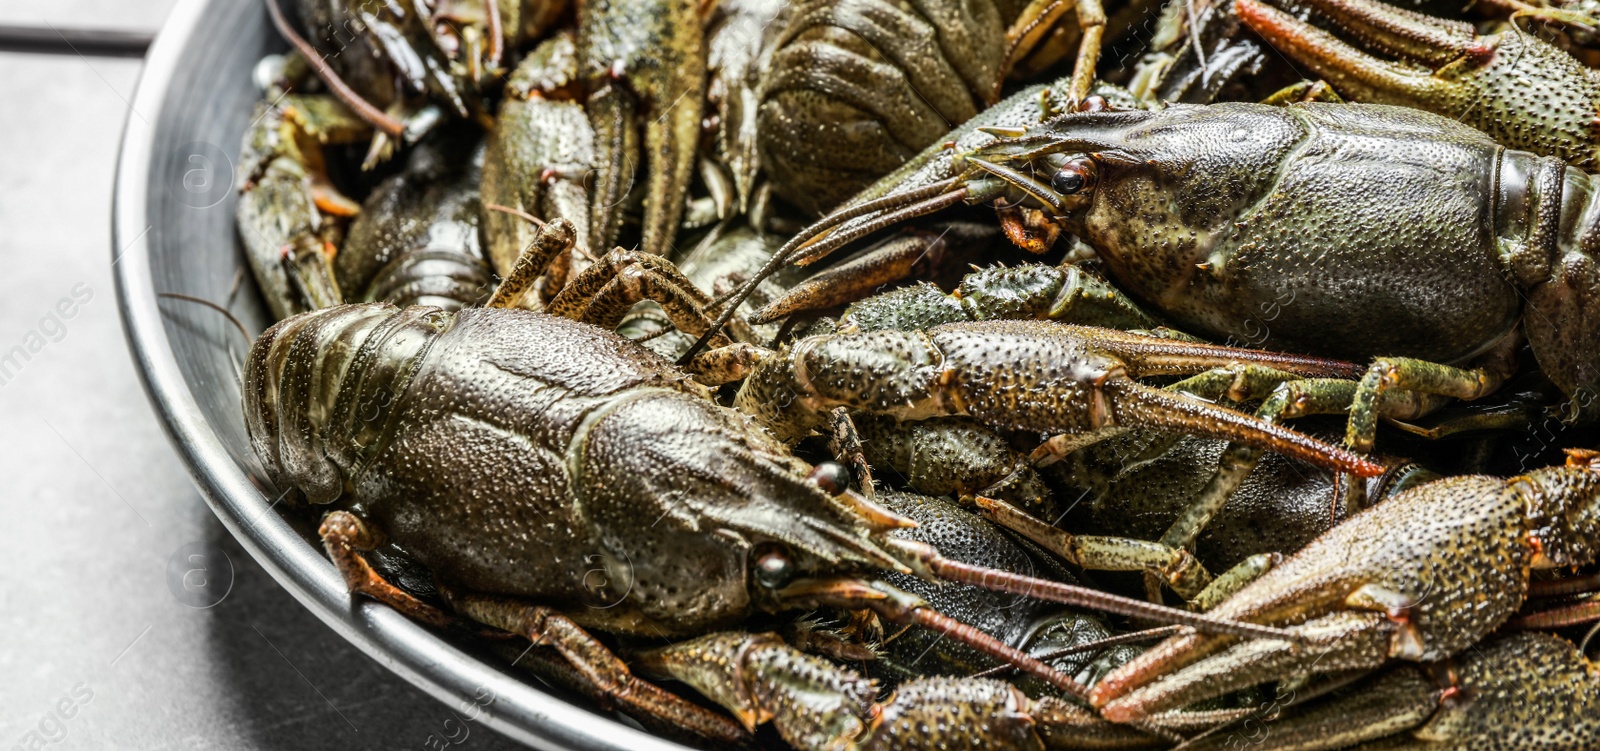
(0, 1, 179, 33)
(0, 51, 520, 751)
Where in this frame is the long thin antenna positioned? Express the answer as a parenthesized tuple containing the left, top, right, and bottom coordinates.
(894, 540, 1305, 643)
(676, 177, 965, 365)
(263, 0, 406, 138)
(157, 293, 253, 342)
(970, 625, 1186, 678)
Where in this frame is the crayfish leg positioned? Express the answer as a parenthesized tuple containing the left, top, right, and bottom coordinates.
(640, 631, 1165, 751)
(545, 247, 754, 348)
(1002, 0, 1106, 105)
(448, 595, 751, 746)
(486, 219, 577, 309)
(977, 496, 1215, 601)
(1096, 610, 1392, 724)
(1188, 554, 1282, 613)
(319, 510, 455, 629)
(1345, 352, 1512, 453)
(1145, 374, 1352, 589)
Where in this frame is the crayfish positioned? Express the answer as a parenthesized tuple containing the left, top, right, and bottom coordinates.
(240, 219, 1352, 744)
(212, 0, 1600, 745)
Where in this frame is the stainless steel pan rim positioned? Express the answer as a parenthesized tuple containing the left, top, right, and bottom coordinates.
(112, 2, 692, 748)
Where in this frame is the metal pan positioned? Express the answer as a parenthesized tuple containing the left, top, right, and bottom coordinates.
(113, 2, 691, 748)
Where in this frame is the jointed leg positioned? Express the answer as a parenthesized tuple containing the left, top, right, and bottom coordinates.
(978, 496, 1215, 600)
(1188, 553, 1281, 612)
(319, 511, 457, 628)
(322, 510, 748, 745)
(1154, 373, 1439, 586)
(826, 408, 878, 502)
(487, 218, 578, 309)
(1165, 363, 1309, 403)
(1346, 356, 1508, 452)
(1066, 0, 1107, 104)
(1002, 0, 1106, 104)
(449, 594, 751, 746)
(1153, 377, 1356, 557)
(547, 248, 748, 348)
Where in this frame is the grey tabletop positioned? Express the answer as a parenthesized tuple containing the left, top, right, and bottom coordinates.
(0, 4, 521, 749)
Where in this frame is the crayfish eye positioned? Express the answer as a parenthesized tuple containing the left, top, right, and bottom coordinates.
(751, 542, 797, 589)
(1049, 158, 1097, 196)
(807, 461, 852, 496)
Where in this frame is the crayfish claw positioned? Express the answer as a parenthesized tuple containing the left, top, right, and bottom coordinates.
(1237, 0, 1600, 168)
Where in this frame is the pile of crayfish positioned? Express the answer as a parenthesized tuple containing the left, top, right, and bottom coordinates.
(228, 0, 1600, 746)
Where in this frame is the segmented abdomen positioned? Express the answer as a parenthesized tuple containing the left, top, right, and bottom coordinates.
(756, 0, 1009, 214)
(361, 247, 493, 309)
(1493, 147, 1600, 404)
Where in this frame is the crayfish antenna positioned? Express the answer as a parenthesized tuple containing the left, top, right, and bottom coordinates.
(966, 157, 1067, 214)
(157, 293, 253, 344)
(264, 0, 407, 138)
(1080, 327, 1369, 380)
(1510, 596, 1600, 630)
(881, 538, 1308, 644)
(972, 625, 1187, 678)
(1106, 381, 1386, 477)
(677, 177, 966, 365)
(776, 577, 1097, 701)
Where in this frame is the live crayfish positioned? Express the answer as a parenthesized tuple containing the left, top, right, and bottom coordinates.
(237, 88, 493, 316)
(239, 212, 1361, 745)
(1090, 449, 1600, 725)
(218, 0, 1600, 744)
(1178, 631, 1600, 750)
(729, 99, 1600, 450)
(712, 0, 1600, 431)
(754, 0, 1125, 215)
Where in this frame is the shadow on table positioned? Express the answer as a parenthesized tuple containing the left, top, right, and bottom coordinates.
(188, 497, 522, 749)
